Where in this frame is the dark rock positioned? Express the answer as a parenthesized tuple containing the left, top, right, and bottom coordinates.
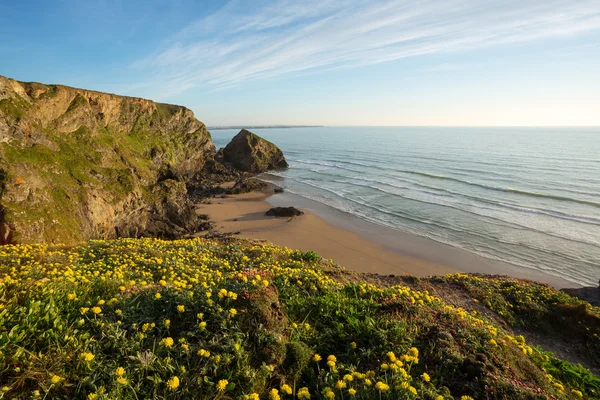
(114, 179, 211, 240)
(562, 286, 600, 306)
(226, 177, 267, 194)
(265, 207, 304, 217)
(274, 187, 284, 193)
(222, 129, 288, 172)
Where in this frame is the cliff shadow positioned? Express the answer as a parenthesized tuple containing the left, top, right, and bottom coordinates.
(0, 169, 15, 244)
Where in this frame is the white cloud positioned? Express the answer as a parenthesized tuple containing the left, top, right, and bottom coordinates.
(132, 0, 600, 99)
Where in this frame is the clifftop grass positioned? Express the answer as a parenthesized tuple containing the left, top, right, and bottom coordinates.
(0, 238, 597, 399)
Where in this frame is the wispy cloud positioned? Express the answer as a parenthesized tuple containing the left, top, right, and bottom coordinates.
(131, 0, 600, 99)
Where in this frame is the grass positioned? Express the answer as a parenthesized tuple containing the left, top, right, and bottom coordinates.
(0, 96, 30, 120)
(440, 274, 600, 367)
(0, 238, 596, 399)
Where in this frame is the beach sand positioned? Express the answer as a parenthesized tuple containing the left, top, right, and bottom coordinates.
(195, 189, 454, 277)
(195, 185, 578, 288)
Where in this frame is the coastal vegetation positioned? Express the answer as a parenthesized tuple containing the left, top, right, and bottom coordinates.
(0, 237, 597, 399)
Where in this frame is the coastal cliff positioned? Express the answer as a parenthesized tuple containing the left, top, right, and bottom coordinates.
(0, 75, 286, 244)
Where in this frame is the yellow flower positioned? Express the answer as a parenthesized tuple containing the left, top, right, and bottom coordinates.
(167, 376, 180, 391)
(460, 397, 474, 400)
(50, 375, 61, 384)
(489, 339, 498, 346)
(199, 321, 207, 329)
(571, 389, 583, 398)
(246, 394, 260, 400)
(91, 306, 102, 314)
(161, 337, 174, 347)
(116, 377, 129, 385)
(312, 353, 322, 362)
(164, 319, 171, 328)
(408, 347, 419, 358)
(87, 394, 98, 400)
(67, 293, 77, 300)
(216, 379, 229, 392)
(348, 388, 357, 396)
(335, 380, 346, 389)
(351, 341, 357, 349)
(435, 396, 445, 400)
(80, 352, 95, 362)
(322, 388, 335, 399)
(229, 308, 237, 317)
(409, 386, 417, 395)
(269, 388, 280, 400)
(281, 384, 292, 395)
(154, 293, 161, 299)
(422, 372, 430, 382)
(198, 349, 211, 357)
(177, 305, 185, 312)
(80, 307, 89, 314)
(375, 381, 389, 392)
(115, 367, 125, 376)
(343, 374, 353, 382)
(263, 280, 270, 287)
(297, 387, 311, 399)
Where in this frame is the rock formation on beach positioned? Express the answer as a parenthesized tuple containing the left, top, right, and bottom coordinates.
(265, 206, 304, 217)
(0, 75, 287, 244)
(221, 128, 288, 172)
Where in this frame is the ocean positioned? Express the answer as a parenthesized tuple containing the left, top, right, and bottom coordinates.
(211, 127, 600, 287)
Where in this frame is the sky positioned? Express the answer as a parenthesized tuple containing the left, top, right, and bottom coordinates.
(1, 0, 600, 126)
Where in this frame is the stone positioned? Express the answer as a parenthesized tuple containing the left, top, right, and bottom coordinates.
(265, 207, 304, 217)
(222, 129, 288, 172)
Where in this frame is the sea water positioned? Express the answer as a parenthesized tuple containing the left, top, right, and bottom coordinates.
(211, 127, 600, 286)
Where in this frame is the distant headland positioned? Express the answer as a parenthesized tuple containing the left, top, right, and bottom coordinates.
(208, 125, 324, 130)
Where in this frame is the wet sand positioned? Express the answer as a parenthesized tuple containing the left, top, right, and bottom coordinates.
(195, 185, 579, 288)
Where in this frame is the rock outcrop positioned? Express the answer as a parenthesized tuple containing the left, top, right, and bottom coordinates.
(265, 207, 304, 217)
(0, 75, 215, 244)
(222, 129, 288, 172)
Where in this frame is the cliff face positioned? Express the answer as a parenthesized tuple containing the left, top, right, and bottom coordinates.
(0, 75, 216, 244)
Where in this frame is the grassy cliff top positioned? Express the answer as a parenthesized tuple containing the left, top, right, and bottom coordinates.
(0, 238, 598, 399)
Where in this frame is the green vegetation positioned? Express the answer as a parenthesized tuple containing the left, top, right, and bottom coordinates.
(0, 96, 30, 120)
(0, 238, 596, 399)
(156, 103, 183, 119)
(442, 274, 600, 366)
(66, 94, 88, 113)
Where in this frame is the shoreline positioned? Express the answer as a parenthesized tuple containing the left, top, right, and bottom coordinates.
(195, 183, 579, 289)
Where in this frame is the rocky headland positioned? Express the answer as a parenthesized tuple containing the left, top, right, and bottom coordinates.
(0, 75, 287, 245)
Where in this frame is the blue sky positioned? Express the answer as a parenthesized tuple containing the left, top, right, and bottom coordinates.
(1, 0, 600, 126)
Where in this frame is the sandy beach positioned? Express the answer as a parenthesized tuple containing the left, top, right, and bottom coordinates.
(195, 187, 454, 277)
(195, 184, 578, 288)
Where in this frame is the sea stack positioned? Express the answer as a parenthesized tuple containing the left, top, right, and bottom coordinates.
(222, 129, 288, 172)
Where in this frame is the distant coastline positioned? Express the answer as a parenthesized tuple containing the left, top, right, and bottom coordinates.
(208, 125, 324, 130)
